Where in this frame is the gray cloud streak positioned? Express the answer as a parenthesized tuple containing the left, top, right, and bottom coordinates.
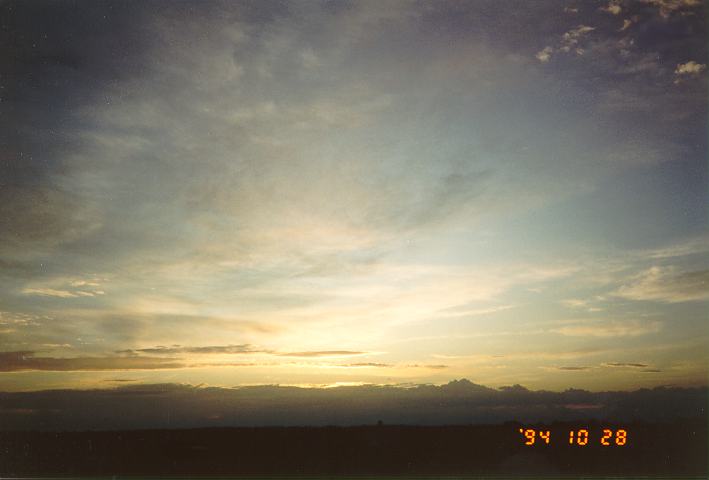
(117, 344, 267, 355)
(0, 351, 184, 372)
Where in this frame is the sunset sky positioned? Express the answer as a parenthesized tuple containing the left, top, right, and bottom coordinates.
(2, 0, 707, 394)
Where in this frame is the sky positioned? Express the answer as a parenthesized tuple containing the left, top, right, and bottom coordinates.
(1, 0, 708, 395)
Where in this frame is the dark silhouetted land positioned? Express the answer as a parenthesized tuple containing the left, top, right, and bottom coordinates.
(1, 419, 705, 476)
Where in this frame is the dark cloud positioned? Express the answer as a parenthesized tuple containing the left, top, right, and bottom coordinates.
(0, 351, 183, 372)
(551, 363, 658, 370)
(117, 344, 266, 355)
(277, 351, 368, 357)
(405, 364, 449, 370)
(498, 384, 530, 393)
(198, 362, 261, 368)
(0, 379, 704, 431)
(603, 362, 650, 368)
(0, 344, 382, 372)
(340, 362, 392, 368)
(0, 345, 383, 371)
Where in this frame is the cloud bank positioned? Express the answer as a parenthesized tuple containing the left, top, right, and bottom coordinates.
(0, 379, 705, 431)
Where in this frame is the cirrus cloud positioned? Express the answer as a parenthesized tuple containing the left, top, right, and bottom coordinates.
(614, 267, 709, 303)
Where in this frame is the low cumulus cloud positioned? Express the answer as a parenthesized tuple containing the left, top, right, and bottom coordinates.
(600, 1, 623, 15)
(561, 25, 596, 52)
(674, 60, 706, 84)
(535, 24, 595, 62)
(675, 61, 706, 75)
(641, 0, 702, 18)
(535, 46, 554, 62)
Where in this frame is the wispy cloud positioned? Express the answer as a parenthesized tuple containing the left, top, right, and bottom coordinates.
(438, 304, 515, 318)
(614, 267, 709, 303)
(552, 319, 662, 337)
(640, 236, 709, 259)
(560, 299, 603, 312)
(21, 277, 106, 299)
(21, 288, 83, 299)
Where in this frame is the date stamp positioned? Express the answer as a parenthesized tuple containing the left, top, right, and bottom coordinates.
(518, 428, 628, 446)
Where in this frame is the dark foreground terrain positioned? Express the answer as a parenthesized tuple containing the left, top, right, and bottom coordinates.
(1, 420, 706, 476)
